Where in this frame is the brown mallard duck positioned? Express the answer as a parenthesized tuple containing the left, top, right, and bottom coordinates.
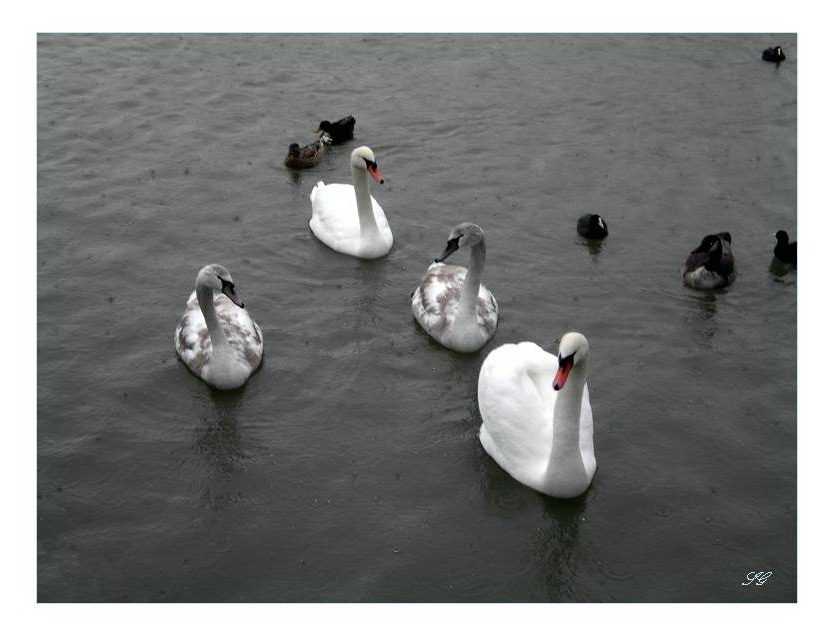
(284, 139, 324, 169)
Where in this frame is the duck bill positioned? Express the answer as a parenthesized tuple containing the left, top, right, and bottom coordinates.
(553, 360, 573, 391)
(367, 165, 385, 184)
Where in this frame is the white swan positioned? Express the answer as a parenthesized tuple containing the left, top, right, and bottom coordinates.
(174, 264, 264, 390)
(309, 145, 393, 259)
(411, 222, 498, 353)
(478, 332, 596, 498)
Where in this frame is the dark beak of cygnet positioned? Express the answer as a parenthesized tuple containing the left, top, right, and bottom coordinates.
(221, 281, 244, 308)
(434, 236, 461, 263)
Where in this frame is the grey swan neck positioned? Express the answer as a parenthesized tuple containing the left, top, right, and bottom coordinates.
(459, 239, 486, 319)
(197, 285, 229, 353)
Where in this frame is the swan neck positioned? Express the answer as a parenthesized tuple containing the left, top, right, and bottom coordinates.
(459, 240, 486, 317)
(197, 285, 228, 351)
(550, 360, 587, 458)
(351, 164, 380, 238)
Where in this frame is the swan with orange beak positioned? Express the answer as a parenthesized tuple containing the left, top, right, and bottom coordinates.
(478, 332, 596, 499)
(309, 145, 393, 259)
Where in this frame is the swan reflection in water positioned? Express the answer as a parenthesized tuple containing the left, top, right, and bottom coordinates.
(194, 389, 247, 510)
(351, 257, 393, 330)
(478, 449, 589, 601)
(529, 497, 590, 601)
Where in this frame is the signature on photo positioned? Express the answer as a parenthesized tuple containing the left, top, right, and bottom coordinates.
(741, 571, 773, 586)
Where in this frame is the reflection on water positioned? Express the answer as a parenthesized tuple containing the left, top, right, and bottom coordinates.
(194, 389, 246, 509)
(580, 238, 606, 258)
(529, 496, 588, 601)
(768, 258, 796, 285)
(479, 457, 535, 517)
(480, 442, 592, 600)
(352, 259, 391, 329)
(694, 290, 718, 321)
(287, 169, 303, 186)
(681, 289, 720, 345)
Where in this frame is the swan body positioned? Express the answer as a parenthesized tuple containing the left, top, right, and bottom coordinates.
(411, 223, 498, 353)
(309, 146, 393, 259)
(682, 233, 736, 289)
(577, 213, 609, 239)
(284, 139, 324, 169)
(774, 230, 797, 265)
(174, 264, 263, 390)
(478, 333, 596, 498)
(316, 115, 356, 144)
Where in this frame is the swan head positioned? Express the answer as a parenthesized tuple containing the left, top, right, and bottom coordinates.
(350, 146, 384, 184)
(553, 332, 589, 391)
(196, 264, 244, 308)
(434, 222, 485, 262)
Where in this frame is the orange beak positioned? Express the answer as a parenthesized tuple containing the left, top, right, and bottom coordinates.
(367, 164, 385, 184)
(553, 358, 573, 391)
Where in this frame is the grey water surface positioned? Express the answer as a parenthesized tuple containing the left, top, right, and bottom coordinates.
(37, 33, 796, 602)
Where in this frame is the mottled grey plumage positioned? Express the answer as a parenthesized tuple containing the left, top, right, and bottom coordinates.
(412, 223, 498, 352)
(175, 264, 264, 389)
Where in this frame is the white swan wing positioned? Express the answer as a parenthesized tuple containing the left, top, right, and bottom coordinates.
(478, 342, 557, 482)
(310, 182, 360, 250)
